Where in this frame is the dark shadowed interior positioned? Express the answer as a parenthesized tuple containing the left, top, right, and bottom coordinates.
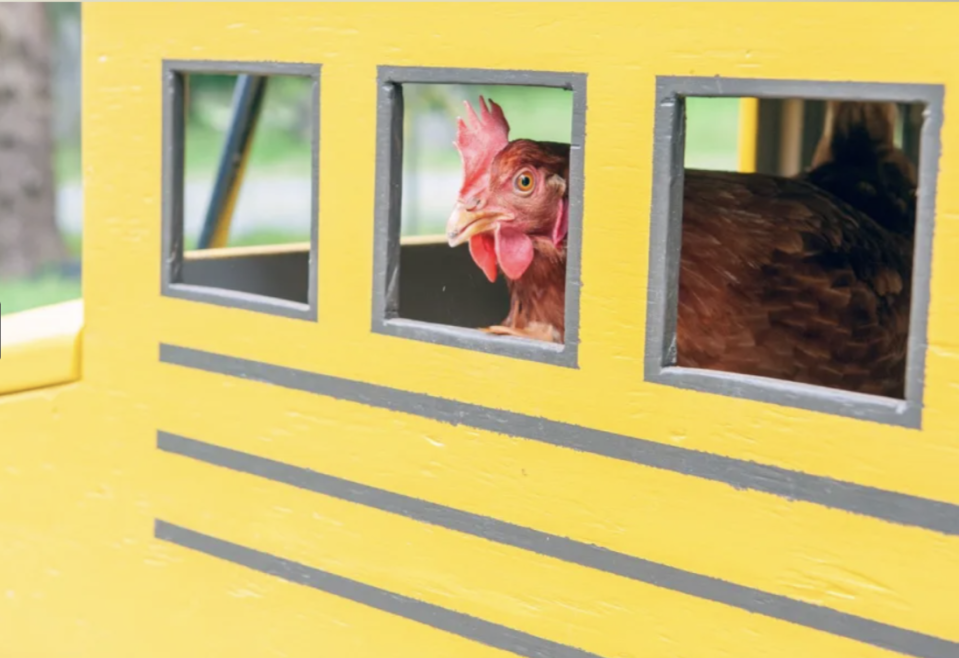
(182, 238, 510, 328)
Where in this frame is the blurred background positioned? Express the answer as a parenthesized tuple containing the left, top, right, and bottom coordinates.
(0, 2, 741, 316)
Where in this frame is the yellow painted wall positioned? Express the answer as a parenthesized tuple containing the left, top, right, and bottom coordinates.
(1, 3, 958, 657)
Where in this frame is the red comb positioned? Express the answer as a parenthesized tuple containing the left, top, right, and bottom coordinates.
(454, 96, 510, 202)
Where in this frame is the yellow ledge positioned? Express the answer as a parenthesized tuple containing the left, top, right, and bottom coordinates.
(183, 241, 311, 261)
(180, 235, 448, 261)
(0, 299, 83, 396)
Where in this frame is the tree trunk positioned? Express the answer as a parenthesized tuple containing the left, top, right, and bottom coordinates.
(0, 3, 65, 279)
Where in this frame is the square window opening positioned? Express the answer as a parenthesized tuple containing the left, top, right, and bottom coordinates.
(646, 78, 943, 428)
(373, 67, 586, 367)
(161, 61, 320, 321)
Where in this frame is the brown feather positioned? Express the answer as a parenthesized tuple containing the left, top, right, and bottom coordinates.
(675, 169, 911, 398)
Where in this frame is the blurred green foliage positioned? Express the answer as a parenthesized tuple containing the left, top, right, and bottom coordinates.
(0, 273, 81, 316)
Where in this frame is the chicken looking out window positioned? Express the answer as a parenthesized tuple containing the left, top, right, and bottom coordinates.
(445, 97, 569, 344)
(446, 95, 919, 400)
(392, 82, 575, 339)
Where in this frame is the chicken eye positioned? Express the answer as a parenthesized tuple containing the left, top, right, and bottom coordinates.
(514, 171, 535, 194)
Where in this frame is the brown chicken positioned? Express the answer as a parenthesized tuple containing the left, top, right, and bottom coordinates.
(446, 98, 570, 344)
(446, 97, 915, 398)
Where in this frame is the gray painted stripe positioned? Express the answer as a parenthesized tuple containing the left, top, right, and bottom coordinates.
(155, 519, 603, 658)
(159, 343, 959, 537)
(158, 431, 959, 658)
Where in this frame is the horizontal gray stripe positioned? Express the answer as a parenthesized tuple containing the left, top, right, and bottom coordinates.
(159, 343, 959, 537)
(155, 519, 602, 658)
(159, 431, 959, 658)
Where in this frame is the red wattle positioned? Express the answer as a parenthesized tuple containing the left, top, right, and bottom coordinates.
(469, 233, 499, 283)
(495, 226, 535, 280)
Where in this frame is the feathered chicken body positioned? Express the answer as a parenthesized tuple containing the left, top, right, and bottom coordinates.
(446, 97, 915, 397)
(677, 169, 912, 398)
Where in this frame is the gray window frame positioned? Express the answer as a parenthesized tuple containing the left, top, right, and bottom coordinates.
(645, 76, 944, 429)
(160, 60, 321, 321)
(371, 66, 587, 368)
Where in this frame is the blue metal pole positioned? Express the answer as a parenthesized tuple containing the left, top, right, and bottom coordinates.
(197, 74, 269, 250)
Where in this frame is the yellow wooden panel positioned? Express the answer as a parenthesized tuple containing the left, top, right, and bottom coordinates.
(77, 0, 958, 508)
(149, 539, 521, 658)
(0, 300, 83, 396)
(156, 450, 890, 658)
(0, 384, 521, 658)
(0, 385, 127, 654)
(0, 4, 944, 657)
(156, 363, 959, 643)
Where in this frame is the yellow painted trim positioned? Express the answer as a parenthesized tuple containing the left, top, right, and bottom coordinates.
(184, 241, 311, 260)
(737, 97, 759, 173)
(399, 234, 447, 246)
(0, 299, 83, 396)
(182, 234, 450, 262)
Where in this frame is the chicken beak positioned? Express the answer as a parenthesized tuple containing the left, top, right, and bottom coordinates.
(446, 202, 497, 247)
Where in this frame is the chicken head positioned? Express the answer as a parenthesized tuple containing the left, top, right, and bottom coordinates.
(446, 97, 570, 283)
